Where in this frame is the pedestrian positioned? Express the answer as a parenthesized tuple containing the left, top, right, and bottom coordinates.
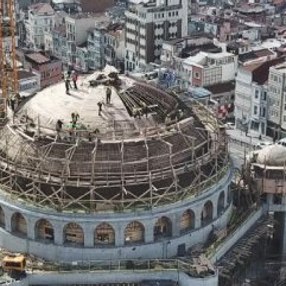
(97, 101, 103, 116)
(106, 87, 111, 104)
(72, 70, 78, 90)
(64, 72, 70, 95)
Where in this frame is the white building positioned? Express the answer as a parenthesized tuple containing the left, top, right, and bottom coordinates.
(267, 62, 286, 138)
(64, 13, 108, 66)
(235, 58, 284, 136)
(249, 82, 268, 135)
(182, 51, 237, 88)
(160, 36, 216, 88)
(25, 3, 55, 49)
(234, 65, 256, 132)
(18, 69, 41, 98)
(125, 0, 188, 71)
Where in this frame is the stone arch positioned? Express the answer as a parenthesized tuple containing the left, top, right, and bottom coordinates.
(201, 200, 213, 227)
(63, 222, 84, 246)
(154, 216, 172, 241)
(11, 212, 27, 237)
(35, 219, 54, 242)
(95, 222, 115, 246)
(0, 206, 5, 227)
(180, 209, 195, 234)
(124, 221, 145, 245)
(217, 191, 225, 216)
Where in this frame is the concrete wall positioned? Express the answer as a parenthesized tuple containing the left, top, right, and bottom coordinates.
(0, 204, 231, 262)
(0, 167, 233, 262)
(210, 207, 263, 263)
(235, 68, 252, 128)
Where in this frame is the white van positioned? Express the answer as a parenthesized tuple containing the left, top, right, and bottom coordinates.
(254, 141, 272, 150)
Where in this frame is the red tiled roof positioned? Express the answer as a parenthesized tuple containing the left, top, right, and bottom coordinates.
(252, 56, 286, 84)
(205, 81, 235, 94)
(243, 62, 264, 72)
(26, 53, 50, 64)
(30, 3, 54, 15)
(254, 49, 274, 58)
(18, 70, 36, 80)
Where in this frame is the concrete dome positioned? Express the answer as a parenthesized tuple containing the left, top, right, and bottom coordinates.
(15, 70, 178, 138)
(256, 144, 286, 166)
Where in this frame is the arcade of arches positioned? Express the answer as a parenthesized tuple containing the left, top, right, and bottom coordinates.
(1, 190, 228, 247)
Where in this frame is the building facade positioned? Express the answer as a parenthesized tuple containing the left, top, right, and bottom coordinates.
(249, 83, 268, 135)
(47, 13, 111, 69)
(21, 52, 63, 88)
(183, 51, 237, 88)
(87, 23, 125, 71)
(25, 3, 55, 49)
(125, 0, 188, 71)
(18, 70, 41, 97)
(267, 63, 286, 138)
(64, 14, 106, 68)
(235, 58, 285, 136)
(234, 65, 253, 132)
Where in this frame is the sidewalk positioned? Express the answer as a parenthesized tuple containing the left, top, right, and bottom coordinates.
(226, 128, 273, 147)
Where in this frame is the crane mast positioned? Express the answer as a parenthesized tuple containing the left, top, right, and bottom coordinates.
(0, 0, 18, 120)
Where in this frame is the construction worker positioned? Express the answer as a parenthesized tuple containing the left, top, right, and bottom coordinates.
(56, 119, 64, 138)
(97, 101, 103, 116)
(142, 102, 148, 118)
(106, 87, 111, 104)
(71, 112, 79, 124)
(71, 70, 78, 90)
(56, 119, 64, 131)
(64, 72, 70, 95)
(133, 108, 141, 119)
(70, 113, 80, 130)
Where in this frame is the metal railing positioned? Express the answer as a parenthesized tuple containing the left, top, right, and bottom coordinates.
(27, 258, 216, 278)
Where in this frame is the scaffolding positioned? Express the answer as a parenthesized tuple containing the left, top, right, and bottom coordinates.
(0, 91, 229, 213)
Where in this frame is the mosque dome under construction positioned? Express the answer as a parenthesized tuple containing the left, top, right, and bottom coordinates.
(0, 68, 233, 262)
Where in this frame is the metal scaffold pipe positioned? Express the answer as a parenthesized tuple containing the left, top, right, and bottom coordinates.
(0, 0, 18, 120)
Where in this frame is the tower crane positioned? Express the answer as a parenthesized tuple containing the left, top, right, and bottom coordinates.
(0, 0, 18, 120)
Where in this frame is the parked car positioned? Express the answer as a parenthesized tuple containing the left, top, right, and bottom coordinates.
(254, 141, 272, 150)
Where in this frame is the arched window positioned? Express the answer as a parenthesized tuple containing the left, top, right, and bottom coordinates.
(180, 209, 195, 234)
(95, 223, 115, 246)
(35, 219, 54, 242)
(154, 216, 172, 241)
(11, 212, 27, 237)
(201, 201, 213, 227)
(0, 206, 5, 227)
(124, 221, 145, 245)
(63, 222, 84, 246)
(217, 191, 225, 216)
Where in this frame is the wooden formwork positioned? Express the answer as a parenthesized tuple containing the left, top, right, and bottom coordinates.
(0, 101, 229, 214)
